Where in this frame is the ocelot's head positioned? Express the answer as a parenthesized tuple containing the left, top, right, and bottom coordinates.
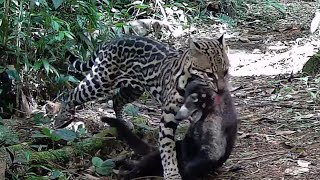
(188, 34, 230, 94)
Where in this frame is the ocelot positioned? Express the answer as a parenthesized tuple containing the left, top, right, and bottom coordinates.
(52, 35, 230, 179)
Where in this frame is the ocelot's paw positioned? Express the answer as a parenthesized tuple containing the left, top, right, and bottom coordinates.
(165, 173, 182, 180)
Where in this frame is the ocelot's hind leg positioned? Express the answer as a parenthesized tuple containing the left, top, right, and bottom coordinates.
(112, 85, 144, 129)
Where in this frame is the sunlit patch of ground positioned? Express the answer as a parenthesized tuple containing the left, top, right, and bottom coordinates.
(228, 36, 320, 76)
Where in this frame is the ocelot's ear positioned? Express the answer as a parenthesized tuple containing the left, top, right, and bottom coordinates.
(189, 38, 201, 56)
(217, 33, 225, 46)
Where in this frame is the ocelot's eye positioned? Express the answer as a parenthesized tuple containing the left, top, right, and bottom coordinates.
(207, 72, 215, 79)
(224, 70, 229, 76)
(189, 94, 198, 102)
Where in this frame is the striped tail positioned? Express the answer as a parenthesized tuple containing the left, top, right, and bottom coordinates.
(65, 51, 96, 73)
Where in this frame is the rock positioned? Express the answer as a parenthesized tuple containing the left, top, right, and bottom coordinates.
(252, 49, 261, 54)
(239, 37, 250, 43)
(302, 50, 320, 76)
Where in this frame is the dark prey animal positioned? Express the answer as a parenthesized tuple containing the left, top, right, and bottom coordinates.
(101, 79, 239, 180)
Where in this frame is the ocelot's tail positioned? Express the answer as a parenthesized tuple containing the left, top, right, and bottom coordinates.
(65, 51, 95, 74)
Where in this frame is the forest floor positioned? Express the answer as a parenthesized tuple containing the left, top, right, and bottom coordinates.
(116, 1, 320, 179)
(82, 1, 320, 179)
(2, 0, 320, 180)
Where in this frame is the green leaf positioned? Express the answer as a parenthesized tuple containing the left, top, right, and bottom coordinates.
(115, 22, 124, 28)
(41, 127, 61, 141)
(51, 20, 60, 31)
(78, 32, 94, 52)
(95, 159, 115, 176)
(53, 129, 77, 141)
(134, 4, 150, 9)
(92, 157, 103, 167)
(31, 131, 49, 138)
(24, 151, 31, 162)
(124, 104, 139, 117)
(33, 61, 43, 71)
(65, 75, 80, 83)
(0, 125, 20, 145)
(5, 68, 20, 80)
(52, 0, 64, 9)
(42, 127, 52, 137)
(308, 91, 317, 99)
(63, 31, 74, 39)
(42, 59, 50, 74)
(55, 31, 65, 41)
(50, 170, 61, 179)
(24, 56, 31, 71)
(101, 159, 115, 167)
(0, 66, 5, 73)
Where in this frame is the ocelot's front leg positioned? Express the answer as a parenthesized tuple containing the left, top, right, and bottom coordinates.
(159, 104, 182, 180)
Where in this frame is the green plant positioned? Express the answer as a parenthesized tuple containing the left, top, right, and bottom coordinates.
(0, 124, 19, 145)
(32, 127, 78, 142)
(91, 157, 115, 176)
(139, 91, 150, 104)
(0, 0, 117, 115)
(124, 104, 139, 117)
(263, 0, 285, 17)
(216, 14, 236, 27)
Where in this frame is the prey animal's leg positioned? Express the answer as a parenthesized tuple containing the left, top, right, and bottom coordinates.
(101, 116, 154, 155)
(182, 156, 213, 180)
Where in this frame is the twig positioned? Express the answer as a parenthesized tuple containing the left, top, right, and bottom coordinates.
(155, 0, 168, 22)
(230, 85, 244, 92)
(239, 108, 273, 120)
(247, 103, 320, 111)
(132, 176, 164, 180)
(230, 150, 287, 161)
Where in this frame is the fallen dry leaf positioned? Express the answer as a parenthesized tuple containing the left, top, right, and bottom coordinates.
(284, 166, 309, 176)
(310, 9, 320, 34)
(275, 130, 296, 135)
(297, 160, 311, 168)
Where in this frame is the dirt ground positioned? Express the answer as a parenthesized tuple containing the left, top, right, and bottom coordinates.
(4, 0, 320, 179)
(124, 1, 320, 179)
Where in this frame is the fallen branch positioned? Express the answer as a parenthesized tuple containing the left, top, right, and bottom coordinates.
(248, 102, 320, 111)
(0, 129, 119, 165)
(230, 150, 287, 161)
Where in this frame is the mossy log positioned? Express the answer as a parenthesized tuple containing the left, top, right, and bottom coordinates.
(0, 129, 119, 165)
(302, 50, 320, 76)
(0, 125, 161, 166)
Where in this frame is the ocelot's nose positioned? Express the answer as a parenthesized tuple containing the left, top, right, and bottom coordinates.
(217, 79, 225, 95)
(217, 88, 225, 95)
